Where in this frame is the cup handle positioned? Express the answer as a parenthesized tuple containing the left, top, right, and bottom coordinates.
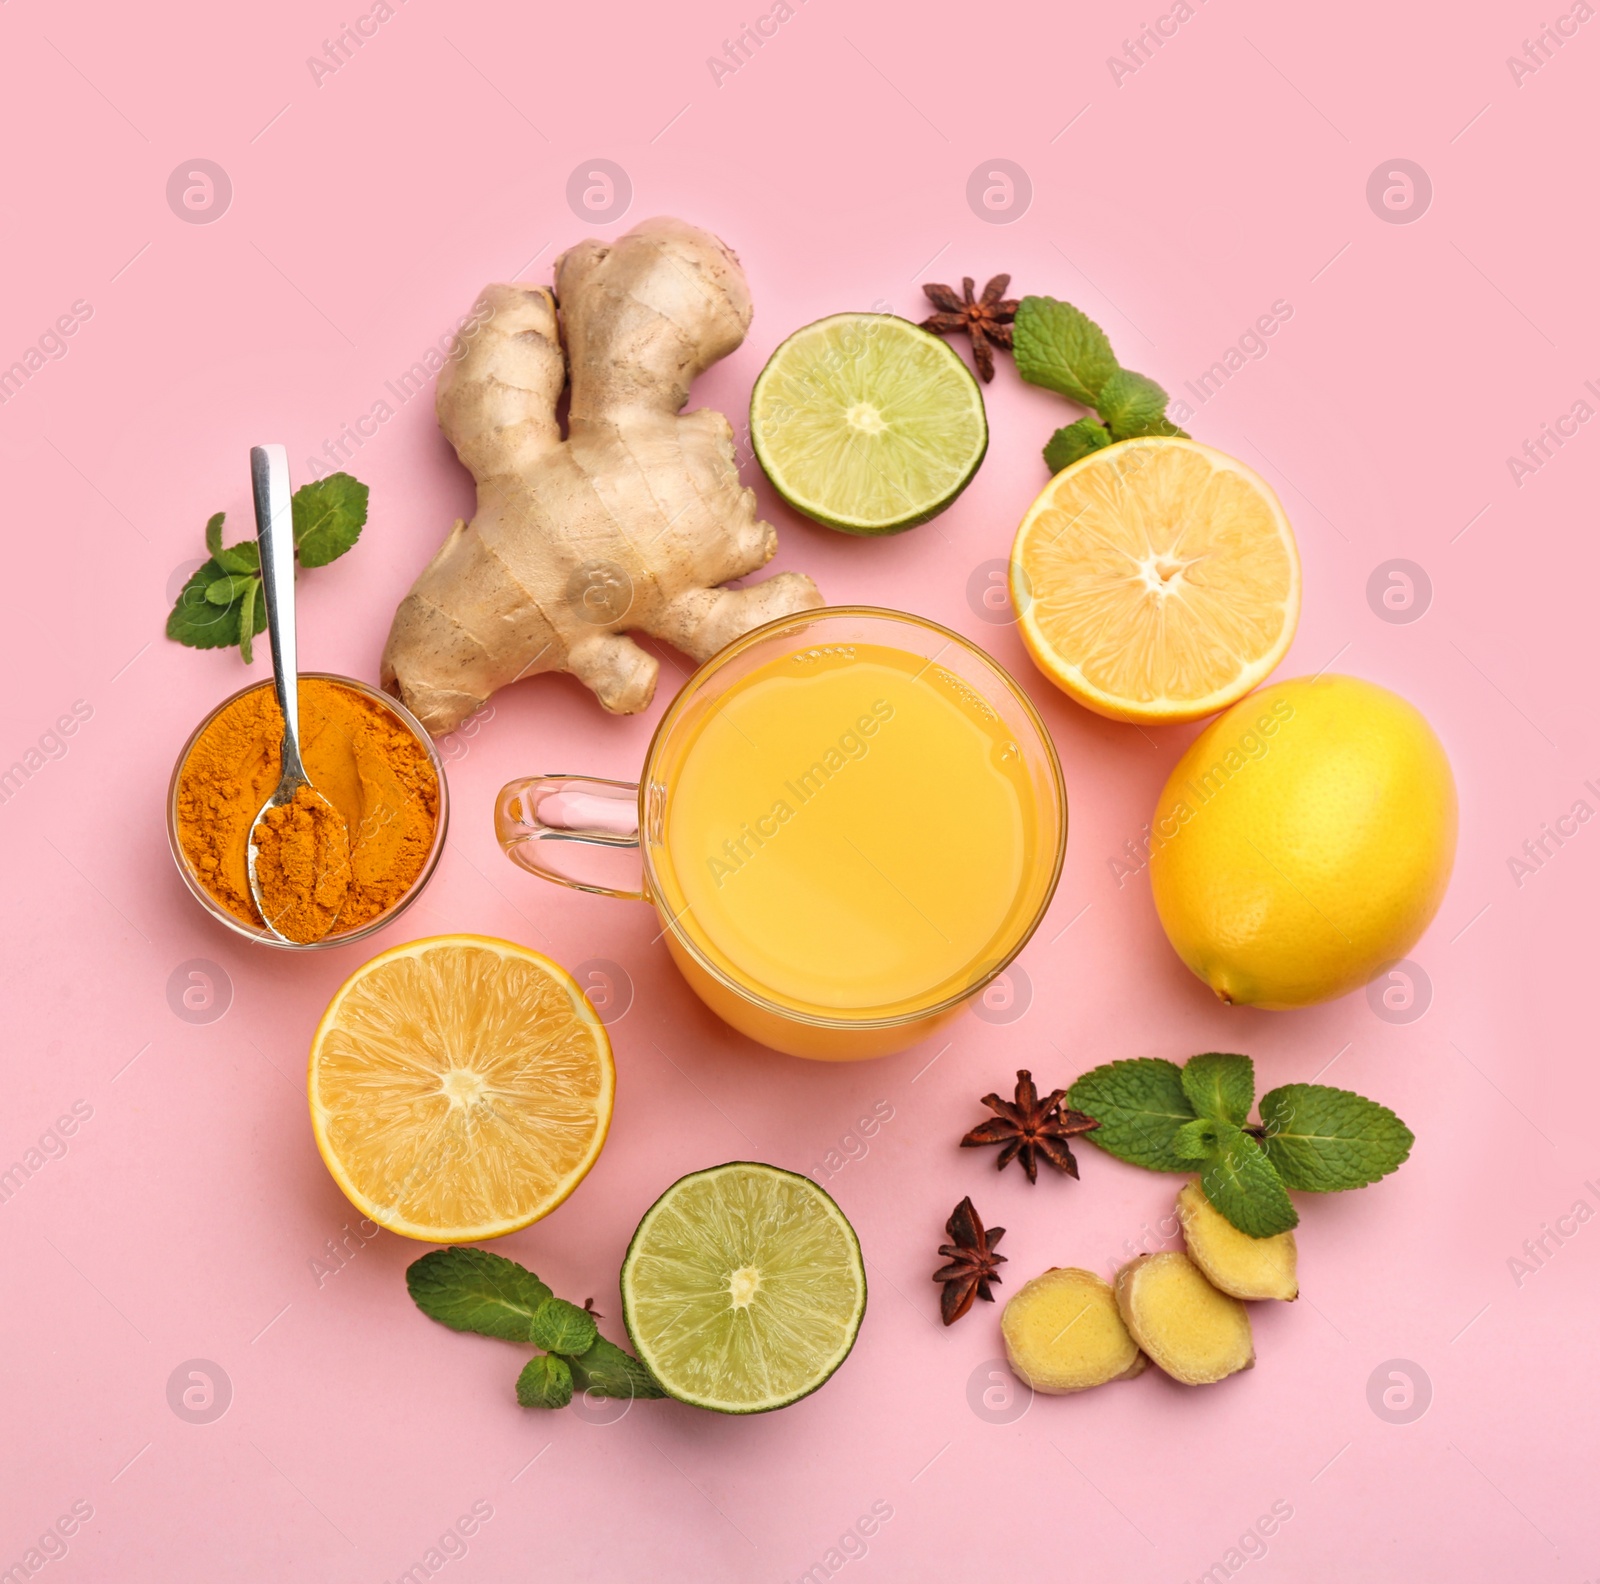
(494, 775, 648, 901)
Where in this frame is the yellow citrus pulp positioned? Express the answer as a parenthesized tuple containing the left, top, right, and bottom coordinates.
(1011, 437, 1300, 723)
(308, 935, 613, 1241)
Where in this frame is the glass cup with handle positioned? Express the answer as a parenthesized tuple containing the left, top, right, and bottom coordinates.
(496, 607, 1066, 1059)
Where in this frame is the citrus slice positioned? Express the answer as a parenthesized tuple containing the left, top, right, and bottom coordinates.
(1011, 437, 1300, 723)
(620, 1162, 867, 1413)
(750, 313, 987, 534)
(308, 935, 613, 1242)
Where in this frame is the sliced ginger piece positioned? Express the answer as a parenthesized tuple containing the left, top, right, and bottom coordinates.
(1001, 1267, 1146, 1393)
(1115, 1252, 1254, 1385)
(1177, 1181, 1299, 1301)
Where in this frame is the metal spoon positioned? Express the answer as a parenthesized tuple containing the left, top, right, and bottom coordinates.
(245, 444, 350, 943)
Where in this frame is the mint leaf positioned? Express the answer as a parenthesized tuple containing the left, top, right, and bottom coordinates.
(567, 1334, 666, 1400)
(205, 512, 225, 558)
(1258, 1084, 1415, 1192)
(1173, 1117, 1229, 1160)
(166, 561, 243, 649)
(1197, 1129, 1299, 1237)
(529, 1297, 598, 1357)
(1014, 296, 1119, 407)
(215, 540, 259, 576)
(1181, 1053, 1255, 1127)
(238, 577, 261, 664)
(1098, 368, 1174, 439)
(1043, 418, 1112, 474)
(1132, 410, 1189, 439)
(516, 1353, 574, 1410)
(206, 573, 257, 606)
(293, 473, 368, 568)
(406, 1248, 554, 1342)
(1069, 1058, 1197, 1172)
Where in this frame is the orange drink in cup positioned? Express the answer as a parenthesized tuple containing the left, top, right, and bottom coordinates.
(496, 609, 1065, 1059)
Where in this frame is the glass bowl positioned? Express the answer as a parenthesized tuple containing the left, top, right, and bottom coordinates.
(166, 672, 449, 951)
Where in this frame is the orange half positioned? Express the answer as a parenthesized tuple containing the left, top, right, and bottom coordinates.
(1011, 437, 1300, 723)
(309, 935, 614, 1242)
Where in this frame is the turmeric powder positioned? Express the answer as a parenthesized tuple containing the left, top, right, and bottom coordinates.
(176, 678, 439, 936)
(251, 784, 353, 943)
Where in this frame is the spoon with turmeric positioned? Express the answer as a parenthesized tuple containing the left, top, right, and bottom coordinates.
(245, 444, 352, 944)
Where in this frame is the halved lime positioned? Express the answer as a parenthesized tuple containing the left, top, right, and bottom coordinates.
(750, 313, 987, 535)
(620, 1162, 867, 1413)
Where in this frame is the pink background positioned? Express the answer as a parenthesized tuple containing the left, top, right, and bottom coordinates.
(3, 0, 1596, 1578)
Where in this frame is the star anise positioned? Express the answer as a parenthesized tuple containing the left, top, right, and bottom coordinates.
(919, 274, 1018, 382)
(933, 1196, 1006, 1325)
(961, 1069, 1100, 1184)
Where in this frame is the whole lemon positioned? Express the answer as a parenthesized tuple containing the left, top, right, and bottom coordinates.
(1148, 675, 1456, 1009)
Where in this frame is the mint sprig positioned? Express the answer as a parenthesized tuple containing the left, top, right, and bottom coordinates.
(164, 473, 369, 663)
(406, 1247, 664, 1409)
(1013, 296, 1188, 471)
(1069, 1054, 1413, 1239)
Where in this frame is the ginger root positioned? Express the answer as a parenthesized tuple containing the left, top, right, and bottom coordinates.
(1115, 1252, 1255, 1386)
(1002, 1267, 1146, 1394)
(381, 217, 824, 735)
(1177, 1181, 1299, 1301)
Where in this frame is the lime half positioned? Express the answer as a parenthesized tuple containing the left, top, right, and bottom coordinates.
(750, 313, 987, 535)
(620, 1162, 867, 1413)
